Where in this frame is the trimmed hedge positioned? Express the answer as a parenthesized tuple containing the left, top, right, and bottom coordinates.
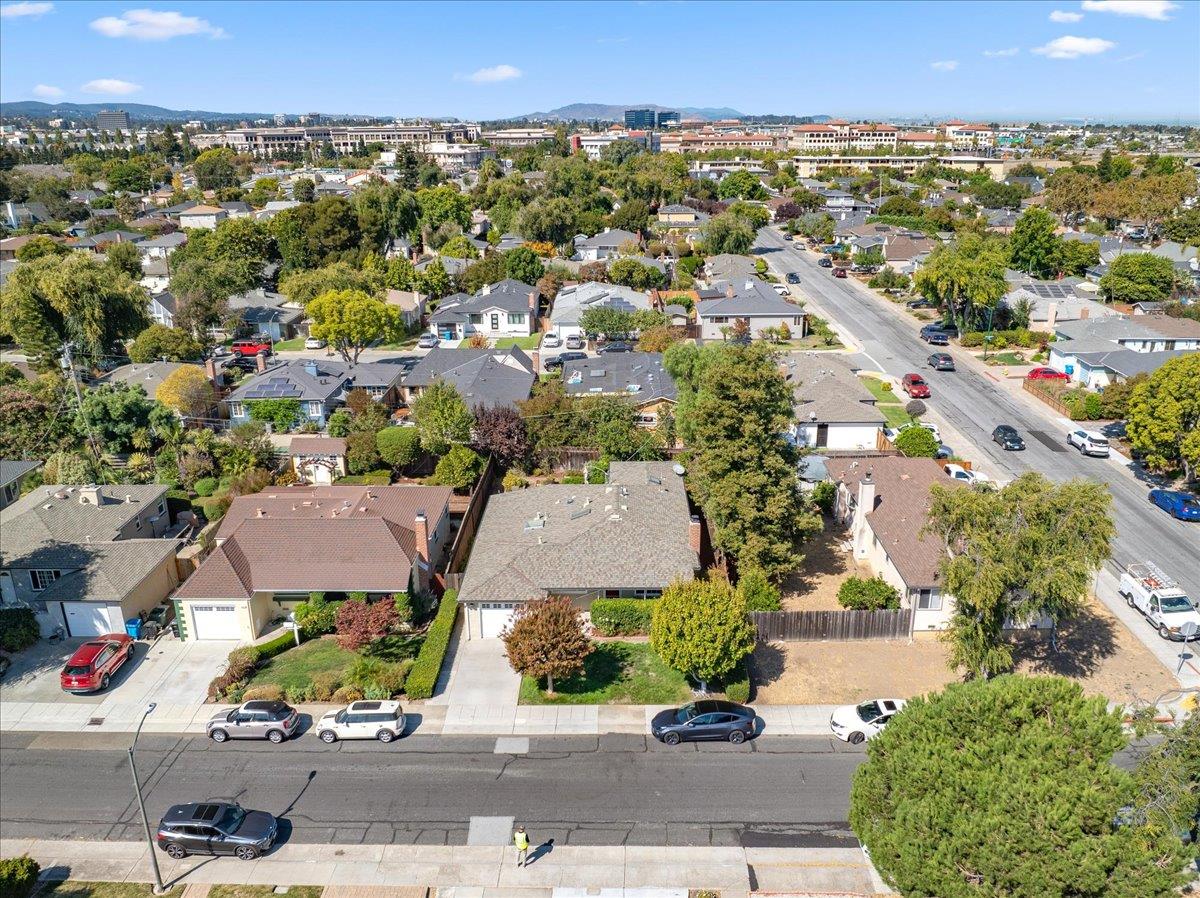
(0, 607, 40, 652)
(405, 589, 458, 699)
(253, 631, 297, 662)
(720, 658, 751, 704)
(0, 855, 40, 898)
(591, 598, 658, 636)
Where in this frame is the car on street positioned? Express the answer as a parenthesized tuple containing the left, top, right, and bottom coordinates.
(565, 333, 585, 350)
(829, 699, 906, 744)
(943, 463, 990, 486)
(417, 333, 440, 349)
(231, 336, 273, 358)
(542, 332, 562, 348)
(907, 298, 935, 310)
(901, 373, 931, 398)
(304, 337, 326, 350)
(651, 700, 756, 745)
(833, 267, 848, 278)
(783, 233, 793, 241)
(1026, 366, 1069, 382)
(157, 802, 277, 861)
(207, 700, 302, 743)
(598, 341, 632, 354)
(818, 257, 833, 268)
(772, 283, 789, 296)
(927, 352, 955, 371)
(920, 328, 949, 346)
(1066, 428, 1110, 457)
(316, 700, 406, 743)
(786, 272, 800, 284)
(1119, 562, 1200, 641)
(543, 351, 587, 371)
(60, 634, 134, 694)
(1148, 489, 1200, 522)
(991, 424, 1025, 451)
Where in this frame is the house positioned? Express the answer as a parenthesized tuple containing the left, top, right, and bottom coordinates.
(148, 291, 178, 328)
(172, 484, 452, 641)
(74, 230, 145, 252)
(229, 288, 305, 341)
(177, 204, 228, 230)
(456, 461, 701, 638)
(1071, 348, 1188, 389)
(255, 200, 302, 221)
(0, 459, 42, 511)
(385, 289, 426, 328)
(550, 282, 653, 342)
(416, 254, 470, 278)
(824, 456, 961, 632)
(1000, 280, 1120, 331)
(562, 352, 677, 427)
(2, 201, 52, 230)
(226, 358, 405, 427)
(703, 253, 757, 282)
(783, 354, 886, 450)
(428, 279, 539, 342)
(1049, 315, 1200, 387)
(1, 235, 66, 261)
(140, 257, 171, 294)
(657, 204, 709, 227)
(289, 437, 348, 485)
(401, 346, 535, 410)
(575, 228, 640, 262)
(695, 277, 808, 341)
(1130, 301, 1166, 316)
(138, 231, 187, 259)
(883, 233, 937, 271)
(219, 201, 253, 219)
(385, 236, 415, 260)
(0, 484, 181, 637)
(95, 361, 206, 403)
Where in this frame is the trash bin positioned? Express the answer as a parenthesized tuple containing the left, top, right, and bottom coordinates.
(125, 617, 143, 640)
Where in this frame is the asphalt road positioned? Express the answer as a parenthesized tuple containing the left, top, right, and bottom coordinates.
(0, 731, 865, 848)
(757, 228, 1200, 603)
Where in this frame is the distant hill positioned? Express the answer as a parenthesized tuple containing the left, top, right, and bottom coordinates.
(0, 101, 271, 123)
(515, 103, 747, 122)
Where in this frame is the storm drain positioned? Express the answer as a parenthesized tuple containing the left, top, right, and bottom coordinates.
(87, 717, 105, 726)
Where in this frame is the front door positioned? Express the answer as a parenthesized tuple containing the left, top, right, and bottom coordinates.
(816, 424, 829, 448)
(490, 313, 500, 331)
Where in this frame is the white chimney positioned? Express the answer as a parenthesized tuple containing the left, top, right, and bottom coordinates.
(78, 485, 102, 506)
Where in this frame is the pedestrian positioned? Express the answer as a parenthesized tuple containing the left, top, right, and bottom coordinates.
(513, 825, 529, 867)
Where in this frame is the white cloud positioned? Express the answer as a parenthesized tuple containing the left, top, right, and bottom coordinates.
(983, 47, 1020, 57)
(82, 78, 142, 95)
(1049, 9, 1084, 22)
(456, 64, 522, 84)
(930, 60, 959, 71)
(32, 84, 63, 99)
(1, 2, 53, 18)
(1081, 0, 1177, 20)
(1032, 35, 1116, 58)
(90, 9, 227, 40)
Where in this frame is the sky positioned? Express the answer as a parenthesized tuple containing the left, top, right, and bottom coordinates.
(1, 0, 1198, 123)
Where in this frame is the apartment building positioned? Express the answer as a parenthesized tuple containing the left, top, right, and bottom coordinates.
(660, 130, 787, 154)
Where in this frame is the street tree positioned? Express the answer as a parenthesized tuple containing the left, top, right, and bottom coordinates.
(913, 234, 1008, 333)
(412, 380, 473, 456)
(502, 596, 593, 694)
(893, 425, 938, 457)
(1125, 354, 1200, 480)
(306, 289, 403, 364)
(650, 574, 756, 691)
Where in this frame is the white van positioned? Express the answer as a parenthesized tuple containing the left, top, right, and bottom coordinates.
(1066, 428, 1109, 457)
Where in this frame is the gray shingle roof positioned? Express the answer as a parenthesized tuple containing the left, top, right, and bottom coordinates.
(1073, 348, 1188, 379)
(577, 228, 638, 249)
(697, 277, 808, 319)
(0, 460, 42, 488)
(783, 354, 886, 425)
(404, 347, 534, 410)
(550, 281, 651, 329)
(96, 361, 199, 398)
(227, 358, 404, 404)
(0, 484, 169, 556)
(563, 352, 677, 404)
(430, 279, 537, 321)
(34, 539, 179, 603)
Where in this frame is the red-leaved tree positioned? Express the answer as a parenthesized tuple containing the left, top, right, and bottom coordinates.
(473, 405, 530, 469)
(335, 598, 399, 650)
(501, 596, 593, 694)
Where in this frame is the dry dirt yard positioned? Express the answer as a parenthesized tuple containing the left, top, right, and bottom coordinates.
(778, 518, 870, 611)
(751, 598, 1178, 706)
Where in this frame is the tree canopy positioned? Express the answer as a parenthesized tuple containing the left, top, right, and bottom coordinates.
(306, 289, 403, 364)
(650, 574, 756, 689)
(1125, 354, 1200, 480)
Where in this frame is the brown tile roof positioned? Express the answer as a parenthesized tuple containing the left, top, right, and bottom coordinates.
(885, 234, 937, 262)
(1141, 316, 1200, 339)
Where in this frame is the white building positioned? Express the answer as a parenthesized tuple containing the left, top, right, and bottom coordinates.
(784, 354, 886, 451)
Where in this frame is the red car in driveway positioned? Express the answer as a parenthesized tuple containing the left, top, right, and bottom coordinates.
(1025, 366, 1069, 382)
(60, 634, 135, 693)
(901, 373, 931, 398)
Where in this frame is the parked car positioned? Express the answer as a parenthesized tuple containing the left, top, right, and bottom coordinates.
(927, 352, 955, 371)
(157, 802, 277, 861)
(829, 699, 906, 744)
(786, 272, 800, 284)
(60, 634, 134, 694)
(598, 341, 632, 354)
(417, 333, 440, 350)
(772, 283, 789, 296)
(886, 421, 942, 443)
(901, 373, 931, 398)
(316, 700, 406, 743)
(303, 337, 326, 350)
(541, 332, 562, 348)
(818, 257, 833, 268)
(1026, 366, 1069, 382)
(1119, 562, 1200, 641)
(222, 355, 259, 374)
(650, 700, 756, 745)
(991, 424, 1025, 451)
(944, 463, 989, 485)
(1149, 489, 1200, 522)
(783, 233, 793, 241)
(544, 351, 587, 371)
(1066, 428, 1110, 457)
(920, 328, 949, 346)
(207, 700, 301, 743)
(833, 267, 848, 278)
(565, 333, 585, 350)
(230, 337, 272, 358)
(907, 299, 935, 310)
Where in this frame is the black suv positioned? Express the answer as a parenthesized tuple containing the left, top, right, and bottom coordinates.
(920, 325, 949, 346)
(786, 273, 801, 284)
(157, 802, 277, 860)
(818, 257, 834, 268)
(543, 351, 588, 371)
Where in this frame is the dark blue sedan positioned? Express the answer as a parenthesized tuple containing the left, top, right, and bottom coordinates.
(1149, 489, 1200, 522)
(651, 700, 756, 745)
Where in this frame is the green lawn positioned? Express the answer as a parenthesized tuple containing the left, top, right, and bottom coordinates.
(492, 335, 544, 350)
(39, 884, 183, 898)
(210, 889, 323, 898)
(272, 336, 306, 351)
(984, 351, 1026, 366)
(859, 376, 911, 428)
(518, 642, 694, 705)
(247, 637, 357, 692)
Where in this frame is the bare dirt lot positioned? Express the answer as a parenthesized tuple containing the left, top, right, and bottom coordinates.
(751, 598, 1178, 706)
(779, 519, 870, 611)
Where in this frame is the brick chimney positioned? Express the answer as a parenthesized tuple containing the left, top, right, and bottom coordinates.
(688, 514, 702, 556)
(256, 350, 269, 374)
(412, 511, 430, 593)
(725, 283, 736, 298)
(204, 356, 223, 388)
(530, 350, 540, 372)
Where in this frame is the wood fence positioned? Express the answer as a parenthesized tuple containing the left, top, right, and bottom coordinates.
(536, 446, 685, 472)
(440, 454, 498, 581)
(750, 608, 913, 642)
(1022, 378, 1074, 418)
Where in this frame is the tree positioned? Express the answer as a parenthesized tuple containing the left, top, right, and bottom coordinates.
(103, 158, 150, 193)
(717, 170, 767, 201)
(1099, 253, 1178, 303)
(155, 365, 215, 417)
(1125, 354, 1200, 479)
(736, 567, 781, 612)
(850, 675, 1190, 898)
(376, 425, 421, 471)
(913, 234, 1008, 333)
(836, 575, 900, 610)
(429, 444, 484, 489)
(608, 258, 667, 290)
(1160, 208, 1200, 246)
(438, 234, 478, 259)
(193, 148, 239, 191)
(415, 258, 451, 298)
(128, 324, 203, 362)
(893, 425, 939, 457)
(701, 212, 756, 255)
(335, 597, 398, 651)
(516, 196, 578, 246)
(502, 596, 593, 694)
(416, 184, 470, 233)
(877, 195, 922, 217)
(1008, 207, 1060, 278)
(292, 178, 315, 203)
(78, 383, 156, 453)
(353, 182, 419, 248)
(346, 430, 381, 473)
(903, 399, 926, 420)
(577, 260, 609, 283)
(472, 405, 529, 468)
(279, 262, 381, 306)
(607, 198, 650, 233)
(306, 289, 402, 364)
(650, 575, 756, 691)
(171, 256, 256, 340)
(412, 380, 473, 455)
(503, 246, 545, 285)
(969, 179, 1027, 210)
(0, 383, 75, 459)
(1098, 148, 1133, 183)
(1046, 167, 1099, 224)
(773, 201, 805, 222)
(14, 235, 68, 262)
(926, 473, 1114, 678)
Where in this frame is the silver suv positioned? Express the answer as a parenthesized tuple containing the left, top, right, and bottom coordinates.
(207, 700, 301, 743)
(316, 700, 406, 743)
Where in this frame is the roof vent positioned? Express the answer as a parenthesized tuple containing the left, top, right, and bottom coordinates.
(570, 506, 592, 520)
(523, 514, 546, 531)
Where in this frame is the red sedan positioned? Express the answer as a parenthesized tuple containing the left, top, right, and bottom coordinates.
(60, 634, 135, 694)
(1025, 366, 1069, 382)
(901, 373, 931, 399)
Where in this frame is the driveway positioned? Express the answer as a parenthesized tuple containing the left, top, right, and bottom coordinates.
(429, 624, 520, 707)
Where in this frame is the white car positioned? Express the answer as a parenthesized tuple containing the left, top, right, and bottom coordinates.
(772, 283, 789, 296)
(315, 700, 406, 743)
(943, 463, 989, 485)
(830, 699, 907, 744)
(304, 337, 326, 350)
(1067, 428, 1110, 458)
(886, 421, 942, 444)
(542, 332, 562, 348)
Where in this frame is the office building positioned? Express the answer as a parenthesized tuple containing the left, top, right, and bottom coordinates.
(624, 109, 657, 130)
(656, 111, 680, 127)
(96, 109, 130, 132)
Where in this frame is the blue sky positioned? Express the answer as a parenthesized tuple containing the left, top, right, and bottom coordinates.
(2, 1, 1197, 122)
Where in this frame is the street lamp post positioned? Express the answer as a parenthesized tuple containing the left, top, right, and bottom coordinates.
(130, 702, 167, 895)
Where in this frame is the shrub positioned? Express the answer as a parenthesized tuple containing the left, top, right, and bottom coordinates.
(560, 471, 585, 484)
(737, 568, 782, 612)
(502, 470, 528, 491)
(720, 658, 751, 704)
(894, 426, 940, 458)
(0, 607, 40, 652)
(295, 592, 339, 638)
(837, 576, 901, 611)
(285, 683, 315, 703)
(335, 598, 399, 651)
(252, 631, 296, 662)
(241, 684, 284, 702)
(206, 646, 258, 701)
(811, 480, 837, 515)
(377, 426, 421, 471)
(590, 598, 659, 636)
(0, 855, 40, 898)
(331, 685, 364, 703)
(393, 591, 413, 627)
(405, 589, 458, 699)
(311, 670, 343, 701)
(194, 476, 218, 497)
(428, 445, 484, 490)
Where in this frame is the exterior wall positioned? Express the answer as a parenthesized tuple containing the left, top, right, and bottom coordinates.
(437, 307, 535, 339)
(123, 554, 182, 620)
(229, 399, 332, 428)
(578, 245, 620, 262)
(698, 313, 807, 341)
(791, 421, 882, 450)
(178, 212, 224, 230)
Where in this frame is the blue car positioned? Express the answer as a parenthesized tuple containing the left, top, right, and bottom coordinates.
(1149, 489, 1200, 521)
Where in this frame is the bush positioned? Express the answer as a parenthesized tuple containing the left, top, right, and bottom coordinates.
(206, 646, 258, 701)
(377, 426, 421, 471)
(347, 656, 412, 698)
(335, 597, 399, 650)
(428, 445, 484, 490)
(0, 855, 41, 898)
(737, 568, 782, 612)
(837, 576, 901, 611)
(894, 426, 940, 458)
(591, 598, 658, 636)
(961, 328, 1042, 350)
(503, 470, 528, 491)
(285, 683, 315, 703)
(720, 658, 751, 704)
(311, 670, 343, 701)
(0, 607, 40, 652)
(560, 471, 585, 484)
(241, 684, 284, 702)
(295, 592, 339, 638)
(331, 685, 364, 703)
(194, 476, 218, 497)
(811, 480, 837, 515)
(405, 589, 458, 699)
(252, 631, 297, 662)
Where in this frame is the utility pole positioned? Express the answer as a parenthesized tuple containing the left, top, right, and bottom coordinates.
(62, 341, 102, 459)
(130, 703, 167, 895)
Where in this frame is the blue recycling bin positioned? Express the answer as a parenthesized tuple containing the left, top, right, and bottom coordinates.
(125, 617, 143, 640)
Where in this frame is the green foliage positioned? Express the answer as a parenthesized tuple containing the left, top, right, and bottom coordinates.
(413, 380, 473, 455)
(307, 288, 403, 365)
(193, 147, 239, 190)
(128, 324, 204, 363)
(503, 246, 545, 285)
(893, 425, 939, 458)
(0, 606, 40, 652)
(701, 212, 756, 255)
(376, 425, 421, 470)
(438, 234, 479, 259)
(79, 383, 157, 454)
(720, 658, 751, 704)
(608, 257, 667, 290)
(1008, 207, 1059, 278)
(0, 855, 41, 898)
(1125, 354, 1200, 478)
(429, 445, 484, 490)
(717, 169, 767, 201)
(836, 575, 900, 610)
(737, 567, 782, 612)
(913, 234, 1008, 332)
(650, 575, 756, 687)
(1160, 208, 1200, 245)
(346, 430, 381, 474)
(579, 306, 667, 340)
(326, 408, 353, 437)
(206, 645, 258, 701)
(590, 598, 659, 636)
(193, 476, 218, 497)
(811, 479, 837, 514)
(726, 201, 771, 230)
(279, 262, 382, 306)
(850, 675, 1190, 898)
(1099, 253, 1179, 303)
(247, 398, 301, 431)
(405, 589, 458, 699)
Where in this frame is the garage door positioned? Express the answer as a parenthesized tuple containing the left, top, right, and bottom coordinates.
(60, 602, 115, 637)
(479, 603, 516, 638)
(190, 604, 243, 640)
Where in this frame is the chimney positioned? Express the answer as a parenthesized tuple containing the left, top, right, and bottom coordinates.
(530, 350, 540, 372)
(725, 283, 736, 298)
(256, 350, 269, 374)
(1045, 301, 1058, 333)
(78, 485, 102, 506)
(855, 473, 876, 537)
(413, 512, 430, 562)
(482, 282, 492, 295)
(255, 507, 264, 517)
(1080, 307, 1089, 320)
(125, 494, 133, 503)
(204, 356, 223, 388)
(688, 514, 702, 556)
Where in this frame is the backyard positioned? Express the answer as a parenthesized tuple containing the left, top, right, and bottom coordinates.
(858, 375, 911, 428)
(777, 518, 870, 612)
(518, 641, 696, 705)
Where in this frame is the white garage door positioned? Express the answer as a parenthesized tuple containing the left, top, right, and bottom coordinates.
(479, 603, 516, 638)
(190, 604, 243, 640)
(61, 602, 116, 637)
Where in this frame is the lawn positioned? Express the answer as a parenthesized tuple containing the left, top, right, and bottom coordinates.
(518, 641, 694, 705)
(39, 884, 183, 898)
(491, 335, 544, 350)
(210, 888, 322, 898)
(984, 351, 1027, 366)
(859, 376, 911, 428)
(246, 637, 357, 692)
(373, 335, 420, 350)
(272, 336, 306, 351)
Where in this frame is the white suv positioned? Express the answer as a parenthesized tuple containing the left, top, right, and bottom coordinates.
(1067, 428, 1109, 457)
(316, 700, 406, 743)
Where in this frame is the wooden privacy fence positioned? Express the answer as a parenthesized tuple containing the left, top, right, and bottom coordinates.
(751, 609, 913, 641)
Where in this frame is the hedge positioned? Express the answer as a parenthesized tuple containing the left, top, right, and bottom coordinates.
(0, 607, 40, 653)
(253, 631, 297, 662)
(0, 855, 40, 898)
(590, 598, 658, 636)
(405, 589, 458, 699)
(719, 658, 751, 704)
(960, 328, 1046, 349)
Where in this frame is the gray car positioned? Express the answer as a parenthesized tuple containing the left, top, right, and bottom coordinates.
(207, 700, 301, 743)
(157, 802, 277, 860)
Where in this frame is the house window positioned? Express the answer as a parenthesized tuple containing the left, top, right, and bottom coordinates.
(306, 401, 323, 417)
(229, 402, 245, 418)
(469, 314, 482, 324)
(711, 316, 728, 324)
(158, 501, 165, 514)
(507, 313, 525, 325)
(30, 570, 61, 591)
(916, 589, 942, 611)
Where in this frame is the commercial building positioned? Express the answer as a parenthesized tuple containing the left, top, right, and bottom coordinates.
(190, 122, 481, 157)
(623, 109, 657, 130)
(96, 109, 130, 132)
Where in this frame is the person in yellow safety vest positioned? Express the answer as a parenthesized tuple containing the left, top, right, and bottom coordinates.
(513, 825, 529, 867)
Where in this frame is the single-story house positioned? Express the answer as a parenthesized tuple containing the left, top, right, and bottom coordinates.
(1000, 281, 1121, 331)
(95, 361, 206, 404)
(229, 288, 306, 342)
(74, 230, 145, 252)
(575, 228, 640, 262)
(657, 204, 709, 227)
(550, 281, 653, 342)
(703, 253, 757, 282)
(385, 289, 426, 328)
(562, 352, 677, 427)
(177, 205, 228, 230)
(138, 231, 187, 259)
(289, 437, 348, 485)
(0, 459, 42, 511)
(456, 461, 701, 638)
(783, 354, 886, 450)
(401, 346, 535, 410)
(172, 484, 452, 641)
(428, 279, 539, 342)
(226, 358, 405, 427)
(1070, 348, 1188, 390)
(1049, 315, 1200, 385)
(695, 277, 808, 341)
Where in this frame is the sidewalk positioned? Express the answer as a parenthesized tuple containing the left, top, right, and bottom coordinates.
(0, 838, 892, 896)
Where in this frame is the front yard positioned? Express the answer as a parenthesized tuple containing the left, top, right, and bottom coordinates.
(858, 375, 910, 428)
(244, 633, 424, 701)
(518, 641, 695, 705)
(491, 335, 544, 350)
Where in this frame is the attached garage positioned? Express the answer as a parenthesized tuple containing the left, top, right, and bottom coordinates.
(59, 601, 119, 637)
(189, 603, 244, 640)
(477, 603, 516, 639)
